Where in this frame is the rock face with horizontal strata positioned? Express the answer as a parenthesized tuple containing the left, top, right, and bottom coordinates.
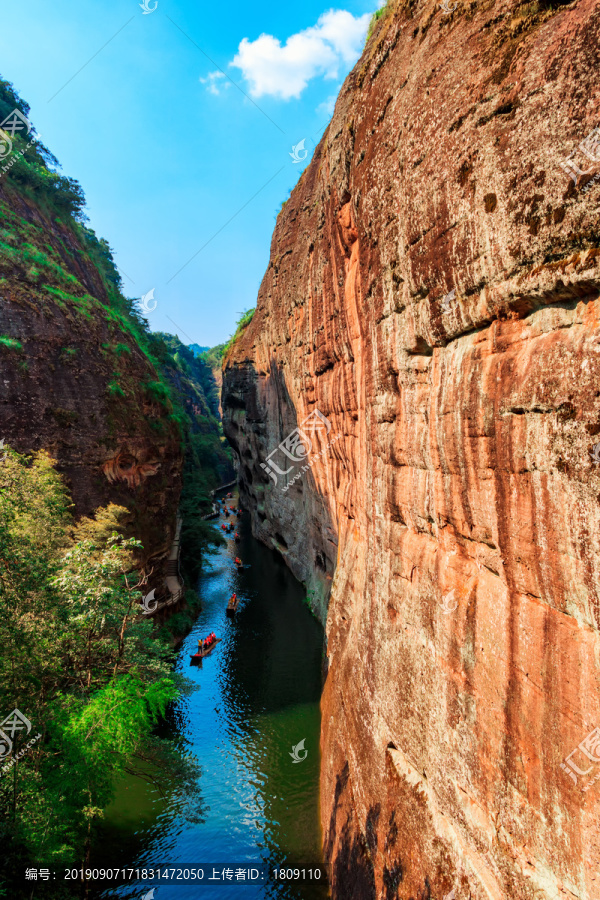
(223, 0, 600, 895)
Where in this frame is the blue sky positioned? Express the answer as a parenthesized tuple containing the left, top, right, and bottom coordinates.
(0, 0, 377, 346)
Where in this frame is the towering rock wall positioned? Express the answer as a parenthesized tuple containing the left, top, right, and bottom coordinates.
(223, 0, 600, 896)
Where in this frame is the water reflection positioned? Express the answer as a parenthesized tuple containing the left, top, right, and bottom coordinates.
(95, 501, 329, 900)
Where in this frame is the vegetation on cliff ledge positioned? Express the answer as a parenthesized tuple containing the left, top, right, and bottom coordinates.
(223, 307, 255, 356)
(366, 0, 392, 41)
(0, 77, 85, 221)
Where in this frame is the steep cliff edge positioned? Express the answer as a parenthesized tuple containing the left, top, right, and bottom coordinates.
(0, 181, 184, 565)
(0, 77, 228, 573)
(223, 0, 600, 897)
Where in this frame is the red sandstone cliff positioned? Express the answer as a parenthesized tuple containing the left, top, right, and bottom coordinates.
(223, 0, 600, 896)
(0, 186, 182, 563)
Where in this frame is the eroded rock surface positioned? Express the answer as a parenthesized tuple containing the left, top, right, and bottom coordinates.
(0, 188, 182, 563)
(223, 0, 600, 896)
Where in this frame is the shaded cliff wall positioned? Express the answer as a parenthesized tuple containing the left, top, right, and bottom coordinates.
(223, 0, 600, 896)
(0, 185, 182, 563)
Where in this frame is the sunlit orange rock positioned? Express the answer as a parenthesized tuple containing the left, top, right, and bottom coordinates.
(224, 0, 600, 896)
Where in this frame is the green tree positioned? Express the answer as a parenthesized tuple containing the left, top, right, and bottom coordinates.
(0, 448, 183, 886)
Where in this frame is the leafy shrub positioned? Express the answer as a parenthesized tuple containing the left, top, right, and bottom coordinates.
(143, 379, 172, 407)
(223, 308, 255, 355)
(0, 335, 23, 351)
(366, 0, 391, 40)
(107, 379, 125, 398)
(79, 225, 123, 293)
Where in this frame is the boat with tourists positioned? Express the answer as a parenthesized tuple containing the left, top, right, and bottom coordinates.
(190, 632, 221, 661)
(226, 593, 239, 617)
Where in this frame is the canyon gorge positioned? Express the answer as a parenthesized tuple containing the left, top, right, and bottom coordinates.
(223, 0, 600, 897)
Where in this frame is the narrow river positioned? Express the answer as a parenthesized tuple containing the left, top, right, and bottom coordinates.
(95, 494, 329, 900)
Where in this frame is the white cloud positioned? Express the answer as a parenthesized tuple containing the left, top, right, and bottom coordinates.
(200, 71, 232, 96)
(317, 93, 338, 117)
(231, 9, 371, 100)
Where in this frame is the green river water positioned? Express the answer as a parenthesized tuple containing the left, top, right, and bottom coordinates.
(94, 496, 330, 900)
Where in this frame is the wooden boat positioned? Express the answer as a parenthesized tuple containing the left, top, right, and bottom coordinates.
(226, 593, 239, 617)
(190, 637, 222, 661)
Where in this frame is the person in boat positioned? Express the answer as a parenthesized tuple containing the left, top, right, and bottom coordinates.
(235, 557, 242, 566)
